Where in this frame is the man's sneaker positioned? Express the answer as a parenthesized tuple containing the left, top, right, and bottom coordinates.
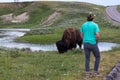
(85, 72, 92, 77)
(93, 72, 102, 77)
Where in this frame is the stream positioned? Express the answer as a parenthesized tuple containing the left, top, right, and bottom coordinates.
(0, 29, 119, 52)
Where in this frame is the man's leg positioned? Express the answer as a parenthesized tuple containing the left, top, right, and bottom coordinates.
(84, 43, 91, 72)
(92, 44, 100, 72)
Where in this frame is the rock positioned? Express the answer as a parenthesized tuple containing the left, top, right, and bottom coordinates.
(0, 12, 29, 23)
(104, 62, 120, 80)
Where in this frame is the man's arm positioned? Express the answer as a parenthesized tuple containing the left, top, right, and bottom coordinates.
(96, 32, 100, 43)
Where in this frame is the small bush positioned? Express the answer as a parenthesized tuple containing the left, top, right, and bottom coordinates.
(9, 49, 20, 58)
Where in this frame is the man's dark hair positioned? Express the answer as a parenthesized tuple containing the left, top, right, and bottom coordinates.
(87, 13, 95, 21)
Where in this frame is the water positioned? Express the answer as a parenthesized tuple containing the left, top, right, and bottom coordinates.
(97, 42, 118, 52)
(0, 29, 119, 52)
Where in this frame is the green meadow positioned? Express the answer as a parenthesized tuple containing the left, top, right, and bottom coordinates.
(0, 2, 120, 80)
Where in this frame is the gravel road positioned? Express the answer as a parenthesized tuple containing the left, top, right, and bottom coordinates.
(106, 6, 120, 23)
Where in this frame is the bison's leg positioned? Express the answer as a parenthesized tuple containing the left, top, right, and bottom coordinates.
(68, 42, 77, 50)
(77, 39, 82, 49)
(75, 29, 82, 49)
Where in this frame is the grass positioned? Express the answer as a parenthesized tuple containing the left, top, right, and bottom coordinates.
(16, 34, 60, 44)
(0, 48, 83, 80)
(117, 5, 120, 12)
(100, 27, 120, 43)
(16, 27, 64, 44)
(0, 47, 120, 80)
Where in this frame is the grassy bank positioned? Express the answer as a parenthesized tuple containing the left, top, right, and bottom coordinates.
(0, 47, 120, 80)
(15, 28, 64, 44)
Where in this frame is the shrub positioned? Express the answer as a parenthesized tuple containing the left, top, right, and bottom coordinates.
(9, 49, 20, 58)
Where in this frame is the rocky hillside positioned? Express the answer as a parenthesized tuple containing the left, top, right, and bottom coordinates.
(0, 1, 108, 28)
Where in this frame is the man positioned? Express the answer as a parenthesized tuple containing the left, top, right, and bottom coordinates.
(80, 12, 100, 77)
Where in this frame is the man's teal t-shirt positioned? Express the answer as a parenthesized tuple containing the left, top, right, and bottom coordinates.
(80, 21, 100, 44)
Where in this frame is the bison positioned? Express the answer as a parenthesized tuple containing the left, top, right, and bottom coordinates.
(56, 28, 82, 53)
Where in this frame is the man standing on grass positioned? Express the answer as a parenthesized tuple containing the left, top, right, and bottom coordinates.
(80, 12, 101, 77)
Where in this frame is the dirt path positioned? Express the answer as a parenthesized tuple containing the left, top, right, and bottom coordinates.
(106, 6, 120, 23)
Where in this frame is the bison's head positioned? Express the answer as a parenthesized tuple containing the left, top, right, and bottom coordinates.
(56, 40, 67, 53)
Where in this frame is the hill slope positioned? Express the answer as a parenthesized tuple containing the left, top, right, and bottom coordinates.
(0, 2, 108, 28)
